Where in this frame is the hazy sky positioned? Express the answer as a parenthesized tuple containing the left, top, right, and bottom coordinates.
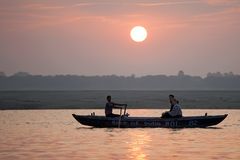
(0, 0, 239, 76)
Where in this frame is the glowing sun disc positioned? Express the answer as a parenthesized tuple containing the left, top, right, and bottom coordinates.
(130, 26, 147, 42)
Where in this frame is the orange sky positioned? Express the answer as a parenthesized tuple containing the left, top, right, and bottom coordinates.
(0, 0, 240, 76)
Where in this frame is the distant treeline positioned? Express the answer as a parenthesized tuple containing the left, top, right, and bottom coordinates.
(0, 71, 240, 90)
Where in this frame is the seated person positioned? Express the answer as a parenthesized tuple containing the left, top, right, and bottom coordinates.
(169, 94, 175, 111)
(105, 95, 127, 117)
(162, 98, 182, 118)
(168, 94, 180, 111)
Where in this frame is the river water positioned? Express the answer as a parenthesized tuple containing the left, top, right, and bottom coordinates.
(0, 109, 239, 160)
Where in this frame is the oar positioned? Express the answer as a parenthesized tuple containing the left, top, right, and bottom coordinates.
(118, 108, 122, 128)
(123, 105, 127, 116)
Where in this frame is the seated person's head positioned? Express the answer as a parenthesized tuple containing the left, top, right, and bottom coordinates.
(106, 95, 111, 102)
(169, 94, 174, 103)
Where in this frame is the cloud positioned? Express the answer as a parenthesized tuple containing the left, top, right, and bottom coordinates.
(137, 0, 239, 7)
(193, 6, 240, 20)
(22, 3, 65, 10)
(1, 0, 239, 32)
(136, 1, 201, 7)
(203, 0, 239, 5)
(173, 5, 240, 28)
(72, 3, 96, 7)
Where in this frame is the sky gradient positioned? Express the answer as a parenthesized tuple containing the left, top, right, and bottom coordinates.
(0, 0, 240, 76)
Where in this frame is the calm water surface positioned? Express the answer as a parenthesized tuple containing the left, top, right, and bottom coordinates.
(0, 109, 239, 160)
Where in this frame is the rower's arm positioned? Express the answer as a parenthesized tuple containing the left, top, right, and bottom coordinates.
(112, 102, 127, 108)
(112, 106, 122, 109)
(113, 102, 127, 106)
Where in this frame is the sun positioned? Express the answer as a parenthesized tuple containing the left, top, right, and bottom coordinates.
(130, 26, 147, 42)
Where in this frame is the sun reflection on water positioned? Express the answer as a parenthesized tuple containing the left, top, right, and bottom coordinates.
(127, 130, 151, 160)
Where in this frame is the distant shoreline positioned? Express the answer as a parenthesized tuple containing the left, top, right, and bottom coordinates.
(0, 89, 240, 92)
(1, 72, 240, 90)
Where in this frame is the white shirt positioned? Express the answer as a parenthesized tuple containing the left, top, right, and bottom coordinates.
(169, 104, 182, 117)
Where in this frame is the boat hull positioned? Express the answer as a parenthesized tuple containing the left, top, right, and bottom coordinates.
(72, 114, 227, 128)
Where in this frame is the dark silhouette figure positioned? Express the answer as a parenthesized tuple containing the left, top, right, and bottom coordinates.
(162, 95, 182, 118)
(169, 94, 175, 111)
(105, 95, 127, 117)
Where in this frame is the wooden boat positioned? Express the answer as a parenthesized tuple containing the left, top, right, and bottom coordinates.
(72, 114, 228, 128)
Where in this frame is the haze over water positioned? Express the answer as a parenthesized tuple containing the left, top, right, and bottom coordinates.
(1, 90, 240, 109)
(0, 1, 240, 76)
(0, 109, 239, 160)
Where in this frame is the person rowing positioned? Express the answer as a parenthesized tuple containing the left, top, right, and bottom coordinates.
(105, 95, 127, 117)
(162, 95, 182, 118)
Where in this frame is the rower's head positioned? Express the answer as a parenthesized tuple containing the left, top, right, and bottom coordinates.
(106, 95, 111, 102)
